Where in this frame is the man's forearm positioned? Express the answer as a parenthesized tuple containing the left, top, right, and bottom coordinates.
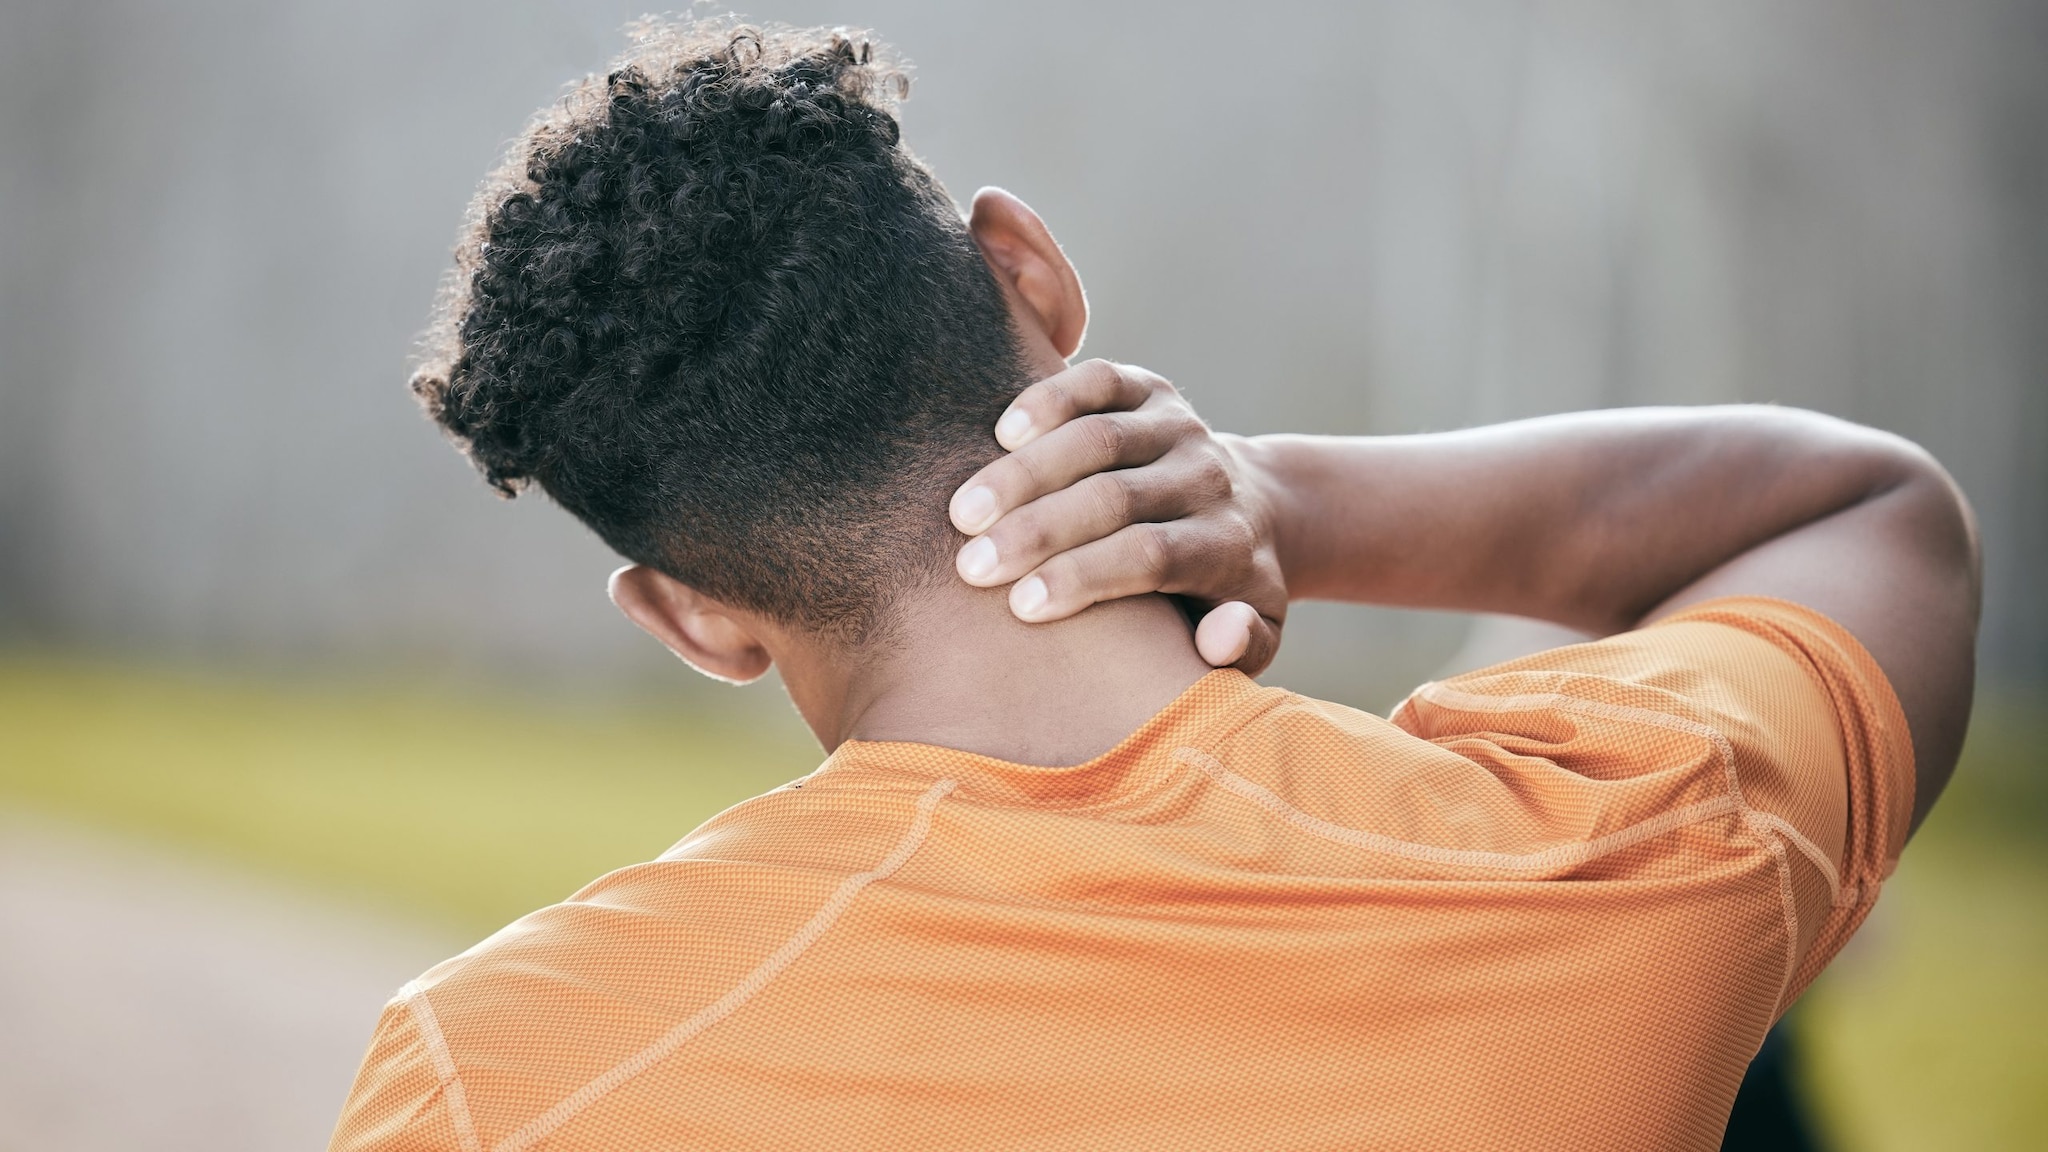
(1241, 406, 1929, 635)
(951, 362, 1975, 818)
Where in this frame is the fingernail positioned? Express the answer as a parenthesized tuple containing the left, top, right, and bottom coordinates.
(954, 485, 999, 533)
(1196, 602, 1256, 667)
(1221, 625, 1251, 665)
(995, 408, 1033, 447)
(959, 536, 999, 581)
(1012, 575, 1048, 619)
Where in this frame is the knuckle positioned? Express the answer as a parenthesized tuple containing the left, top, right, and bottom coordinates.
(1223, 510, 1263, 554)
(1038, 377, 1073, 417)
(1146, 400, 1201, 441)
(1076, 359, 1119, 399)
(1258, 570, 1290, 612)
(1106, 361, 1156, 403)
(1191, 452, 1233, 499)
(1009, 448, 1052, 492)
(1041, 552, 1082, 597)
(1083, 414, 1129, 461)
(1132, 374, 1172, 408)
(1023, 507, 1066, 554)
(1131, 523, 1174, 581)
(1091, 472, 1135, 525)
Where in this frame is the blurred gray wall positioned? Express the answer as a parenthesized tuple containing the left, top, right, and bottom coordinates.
(3, 0, 2043, 709)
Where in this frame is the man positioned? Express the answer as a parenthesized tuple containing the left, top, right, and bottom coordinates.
(333, 20, 1978, 1151)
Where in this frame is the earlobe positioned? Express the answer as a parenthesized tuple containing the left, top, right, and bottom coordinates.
(607, 565, 774, 685)
(968, 187, 1088, 359)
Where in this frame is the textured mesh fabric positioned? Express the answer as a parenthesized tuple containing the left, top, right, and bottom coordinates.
(329, 596, 1912, 1151)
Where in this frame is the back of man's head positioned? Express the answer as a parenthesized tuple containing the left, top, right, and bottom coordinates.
(414, 20, 1025, 643)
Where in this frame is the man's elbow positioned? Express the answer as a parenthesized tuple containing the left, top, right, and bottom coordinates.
(1789, 413, 1982, 610)
(1866, 434, 1982, 833)
(1877, 435, 1984, 612)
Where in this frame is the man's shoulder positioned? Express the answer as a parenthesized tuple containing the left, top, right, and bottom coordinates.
(333, 777, 937, 1149)
(1210, 643, 1791, 867)
(423, 776, 926, 1019)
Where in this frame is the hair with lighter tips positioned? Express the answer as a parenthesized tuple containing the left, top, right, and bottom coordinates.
(411, 18, 1028, 642)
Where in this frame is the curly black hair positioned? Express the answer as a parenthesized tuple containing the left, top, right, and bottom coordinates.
(413, 19, 1026, 642)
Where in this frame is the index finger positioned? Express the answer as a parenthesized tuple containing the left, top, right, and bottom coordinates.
(994, 359, 1168, 451)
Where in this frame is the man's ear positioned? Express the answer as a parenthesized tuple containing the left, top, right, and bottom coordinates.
(608, 565, 773, 685)
(968, 187, 1088, 360)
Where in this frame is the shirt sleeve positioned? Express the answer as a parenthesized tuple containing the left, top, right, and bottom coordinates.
(328, 987, 482, 1152)
(1392, 595, 1915, 1007)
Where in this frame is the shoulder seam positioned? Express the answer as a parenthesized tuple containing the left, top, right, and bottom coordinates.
(1410, 685, 1846, 900)
(1175, 746, 1737, 872)
(1379, 683, 1830, 1002)
(396, 980, 483, 1152)
(492, 776, 957, 1152)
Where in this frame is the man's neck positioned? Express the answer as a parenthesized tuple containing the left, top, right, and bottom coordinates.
(832, 585, 1214, 766)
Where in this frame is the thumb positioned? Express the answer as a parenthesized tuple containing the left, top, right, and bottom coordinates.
(1194, 601, 1282, 676)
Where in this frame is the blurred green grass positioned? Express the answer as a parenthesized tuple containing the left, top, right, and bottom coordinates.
(1798, 687, 2048, 1150)
(0, 654, 2041, 1147)
(0, 654, 816, 936)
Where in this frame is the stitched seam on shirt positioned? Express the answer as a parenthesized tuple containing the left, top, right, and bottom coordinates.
(1408, 685, 1847, 904)
(1755, 829, 1802, 1011)
(1192, 682, 1295, 759)
(397, 980, 482, 1152)
(492, 778, 957, 1152)
(1175, 746, 1738, 871)
(1743, 810, 1851, 906)
(1407, 683, 1825, 1003)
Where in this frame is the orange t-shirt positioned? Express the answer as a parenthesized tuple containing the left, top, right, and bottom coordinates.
(330, 597, 1913, 1152)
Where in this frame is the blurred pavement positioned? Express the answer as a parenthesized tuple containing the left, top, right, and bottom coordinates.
(0, 813, 455, 1152)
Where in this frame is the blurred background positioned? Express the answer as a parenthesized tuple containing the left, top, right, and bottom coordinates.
(1, 1, 2041, 1149)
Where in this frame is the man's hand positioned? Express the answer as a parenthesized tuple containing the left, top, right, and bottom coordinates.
(947, 360, 1288, 673)
(947, 376, 1978, 828)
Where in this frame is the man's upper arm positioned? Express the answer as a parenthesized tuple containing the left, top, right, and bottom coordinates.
(1414, 598, 1917, 1003)
(1645, 442, 1980, 831)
